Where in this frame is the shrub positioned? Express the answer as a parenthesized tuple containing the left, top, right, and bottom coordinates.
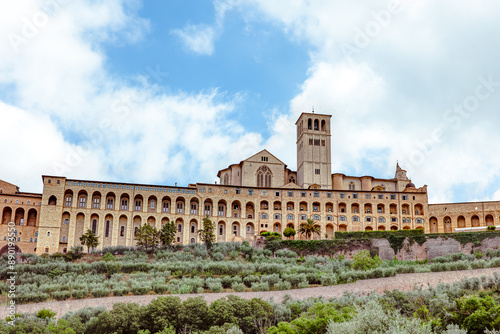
(298, 281, 309, 289)
(208, 282, 223, 293)
(261, 274, 280, 287)
(351, 250, 382, 271)
(179, 285, 193, 294)
(232, 282, 246, 292)
(320, 274, 337, 286)
(251, 282, 270, 292)
(71, 289, 88, 299)
(474, 250, 483, 259)
(102, 252, 116, 262)
(131, 282, 152, 295)
(275, 280, 292, 291)
(488, 226, 496, 231)
(37, 308, 56, 320)
(153, 283, 169, 294)
(113, 286, 130, 296)
(91, 287, 111, 298)
(212, 252, 225, 261)
(52, 291, 71, 301)
(243, 275, 260, 287)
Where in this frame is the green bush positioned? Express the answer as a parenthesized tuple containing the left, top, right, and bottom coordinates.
(232, 282, 246, 292)
(52, 290, 71, 301)
(320, 274, 338, 286)
(91, 287, 111, 298)
(71, 289, 88, 299)
(351, 250, 382, 271)
(102, 252, 116, 262)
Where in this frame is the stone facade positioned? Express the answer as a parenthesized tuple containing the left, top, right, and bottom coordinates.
(1, 112, 499, 255)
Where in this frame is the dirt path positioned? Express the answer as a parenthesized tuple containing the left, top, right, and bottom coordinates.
(3, 268, 499, 319)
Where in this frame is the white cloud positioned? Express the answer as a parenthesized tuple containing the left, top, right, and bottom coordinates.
(172, 24, 216, 55)
(0, 0, 262, 193)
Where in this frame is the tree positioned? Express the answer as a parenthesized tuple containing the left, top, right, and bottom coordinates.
(298, 219, 321, 240)
(198, 215, 216, 250)
(160, 221, 176, 249)
(135, 224, 160, 253)
(350, 250, 382, 271)
(79, 229, 100, 253)
(283, 227, 296, 239)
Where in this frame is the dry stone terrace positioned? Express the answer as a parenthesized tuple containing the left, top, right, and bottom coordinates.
(2, 268, 498, 319)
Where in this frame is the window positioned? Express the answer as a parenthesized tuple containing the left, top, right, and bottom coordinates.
(65, 196, 72, 207)
(326, 215, 333, 221)
(261, 156, 269, 162)
(301, 192, 306, 197)
(191, 223, 195, 234)
(35, 231, 38, 237)
(340, 193, 345, 199)
(150, 200, 155, 208)
(288, 191, 293, 197)
(256, 166, 272, 188)
(248, 190, 254, 196)
(135, 201, 142, 211)
(236, 189, 241, 194)
(219, 225, 224, 235)
(365, 194, 371, 199)
(339, 215, 347, 221)
(177, 224, 182, 232)
(349, 182, 355, 190)
(300, 214, 307, 220)
(62, 236, 66, 242)
(47, 231, 51, 236)
(365, 217, 373, 222)
(30, 238, 33, 242)
(314, 139, 320, 146)
(391, 217, 398, 222)
(315, 169, 320, 174)
(163, 202, 169, 213)
(390, 194, 396, 200)
(378, 217, 386, 223)
(79, 197, 86, 208)
(120, 226, 125, 237)
(378, 194, 383, 199)
(105, 220, 110, 237)
(416, 218, 424, 224)
(93, 197, 100, 209)
(274, 214, 281, 219)
(402, 195, 408, 200)
(313, 205, 319, 212)
(312, 214, 321, 220)
(92, 219, 97, 234)
(64, 219, 69, 225)
(260, 213, 269, 219)
(309, 139, 313, 145)
(352, 216, 360, 222)
(287, 214, 294, 220)
(321, 140, 325, 146)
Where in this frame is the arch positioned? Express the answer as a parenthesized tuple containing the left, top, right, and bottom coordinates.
(287, 214, 295, 220)
(351, 203, 360, 214)
(134, 194, 144, 212)
(119, 215, 128, 239)
(14, 208, 25, 225)
(471, 215, 480, 227)
(364, 203, 372, 214)
(307, 118, 312, 130)
(338, 202, 346, 213)
(313, 119, 319, 130)
(90, 213, 99, 235)
(217, 221, 226, 242)
(190, 219, 198, 234)
(27, 208, 37, 226)
(147, 216, 156, 226)
(162, 196, 172, 213)
(246, 222, 255, 236)
(64, 190, 74, 207)
(190, 198, 200, 215)
(321, 119, 326, 131)
(91, 191, 102, 209)
(260, 200, 269, 211)
(299, 201, 308, 212)
(365, 216, 373, 222)
(232, 222, 241, 236)
(231, 200, 242, 218)
(486, 215, 495, 226)
(403, 226, 411, 230)
(245, 202, 255, 219)
(444, 216, 452, 233)
(256, 166, 272, 188)
(390, 225, 398, 231)
(223, 174, 229, 185)
(273, 222, 281, 233)
(378, 225, 386, 231)
(48, 195, 57, 206)
(260, 213, 269, 219)
(104, 214, 114, 246)
(133, 215, 142, 241)
(377, 204, 385, 214)
(286, 202, 295, 211)
(430, 217, 438, 233)
(120, 193, 130, 210)
(299, 214, 307, 220)
(389, 204, 398, 215)
(190, 238, 196, 244)
(274, 201, 282, 211)
(2, 207, 12, 224)
(78, 190, 88, 208)
(148, 195, 158, 213)
(204, 198, 213, 216)
(312, 202, 320, 212)
(274, 213, 282, 219)
(0, 244, 21, 256)
(339, 224, 347, 232)
(75, 213, 85, 242)
(416, 226, 424, 231)
(414, 204, 424, 215)
(217, 199, 227, 217)
(352, 216, 360, 222)
(378, 217, 386, 223)
(402, 204, 410, 215)
(325, 202, 333, 213)
(365, 226, 373, 231)
(175, 196, 186, 214)
(326, 224, 334, 238)
(60, 212, 70, 245)
(105, 192, 116, 210)
(458, 215, 466, 228)
(161, 217, 170, 226)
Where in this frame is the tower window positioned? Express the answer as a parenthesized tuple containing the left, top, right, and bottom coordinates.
(315, 169, 320, 175)
(261, 156, 269, 162)
(309, 139, 313, 145)
(321, 140, 325, 146)
(314, 139, 320, 146)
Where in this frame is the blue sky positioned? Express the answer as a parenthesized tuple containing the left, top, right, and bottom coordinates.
(1, 0, 500, 204)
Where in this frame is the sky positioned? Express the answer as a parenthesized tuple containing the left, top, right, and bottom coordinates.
(1, 0, 500, 204)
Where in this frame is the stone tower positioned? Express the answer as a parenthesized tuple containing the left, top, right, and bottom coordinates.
(296, 112, 332, 189)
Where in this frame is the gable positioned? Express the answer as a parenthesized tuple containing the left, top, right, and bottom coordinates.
(243, 149, 285, 166)
(0, 180, 19, 194)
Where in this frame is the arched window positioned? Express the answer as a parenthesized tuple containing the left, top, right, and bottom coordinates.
(191, 223, 195, 233)
(120, 226, 125, 237)
(191, 238, 195, 244)
(314, 119, 319, 130)
(300, 214, 307, 220)
(177, 224, 182, 232)
(256, 166, 272, 188)
(273, 214, 281, 219)
(326, 215, 334, 221)
(287, 214, 294, 220)
(223, 174, 229, 185)
(321, 120, 326, 131)
(312, 214, 321, 220)
(378, 217, 386, 223)
(47, 231, 51, 236)
(416, 218, 424, 224)
(339, 215, 347, 221)
(308, 118, 312, 130)
(260, 213, 269, 219)
(352, 216, 360, 222)
(92, 219, 97, 234)
(365, 217, 373, 222)
(48, 196, 57, 206)
(349, 182, 355, 190)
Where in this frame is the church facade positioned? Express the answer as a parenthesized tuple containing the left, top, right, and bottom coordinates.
(1, 112, 499, 255)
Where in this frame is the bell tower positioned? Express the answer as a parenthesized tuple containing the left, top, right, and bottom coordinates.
(296, 112, 332, 189)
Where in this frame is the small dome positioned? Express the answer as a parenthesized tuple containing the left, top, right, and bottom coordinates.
(406, 182, 415, 188)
